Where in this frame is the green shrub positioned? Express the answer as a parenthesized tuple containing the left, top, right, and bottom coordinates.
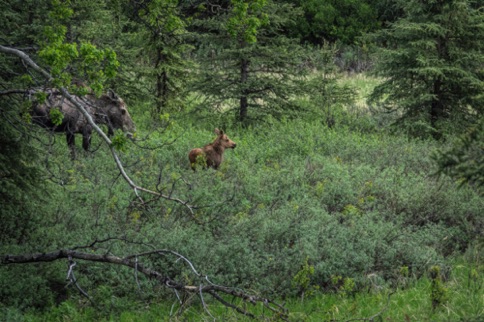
(2, 106, 482, 318)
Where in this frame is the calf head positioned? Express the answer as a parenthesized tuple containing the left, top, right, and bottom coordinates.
(214, 128, 236, 150)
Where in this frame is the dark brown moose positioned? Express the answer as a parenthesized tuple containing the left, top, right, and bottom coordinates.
(31, 89, 136, 159)
(188, 128, 237, 170)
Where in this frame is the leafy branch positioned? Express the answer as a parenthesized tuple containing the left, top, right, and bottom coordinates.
(0, 45, 196, 215)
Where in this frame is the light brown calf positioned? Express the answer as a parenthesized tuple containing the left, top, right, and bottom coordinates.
(189, 128, 236, 170)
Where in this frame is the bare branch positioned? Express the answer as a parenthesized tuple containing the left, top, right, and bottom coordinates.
(66, 256, 93, 303)
(207, 290, 256, 319)
(0, 89, 29, 96)
(2, 249, 287, 319)
(0, 45, 53, 80)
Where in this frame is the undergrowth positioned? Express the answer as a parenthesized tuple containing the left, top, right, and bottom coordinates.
(1, 95, 482, 321)
(13, 253, 483, 321)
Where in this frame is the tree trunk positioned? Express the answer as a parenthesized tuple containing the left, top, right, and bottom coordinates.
(431, 32, 448, 138)
(239, 58, 249, 122)
(155, 48, 167, 114)
(430, 78, 444, 139)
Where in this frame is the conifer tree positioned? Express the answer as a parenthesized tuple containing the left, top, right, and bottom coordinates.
(189, 0, 309, 123)
(434, 118, 484, 194)
(368, 0, 483, 137)
(0, 0, 51, 244)
(121, 0, 193, 116)
(291, 0, 379, 45)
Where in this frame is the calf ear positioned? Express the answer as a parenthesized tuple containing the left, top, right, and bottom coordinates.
(214, 128, 221, 135)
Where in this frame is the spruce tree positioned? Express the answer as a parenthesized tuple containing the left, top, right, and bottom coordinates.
(434, 118, 484, 194)
(0, 0, 51, 243)
(189, 0, 309, 124)
(368, 0, 483, 137)
(291, 0, 379, 45)
(120, 0, 193, 116)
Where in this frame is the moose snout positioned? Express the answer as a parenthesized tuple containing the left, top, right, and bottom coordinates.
(232, 143, 237, 149)
(123, 124, 136, 140)
(126, 132, 135, 140)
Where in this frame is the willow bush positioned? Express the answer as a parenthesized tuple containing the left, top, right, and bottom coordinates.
(1, 107, 482, 315)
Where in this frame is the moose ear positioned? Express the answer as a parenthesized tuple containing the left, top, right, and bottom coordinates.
(214, 128, 221, 135)
(107, 89, 118, 101)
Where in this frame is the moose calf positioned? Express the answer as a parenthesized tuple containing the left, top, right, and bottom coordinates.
(189, 128, 236, 170)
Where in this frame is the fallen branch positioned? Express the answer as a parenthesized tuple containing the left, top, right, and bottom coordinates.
(0, 89, 30, 96)
(1, 249, 287, 319)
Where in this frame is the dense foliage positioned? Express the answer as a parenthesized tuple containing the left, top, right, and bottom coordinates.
(1, 113, 483, 318)
(0, 0, 483, 320)
(189, 0, 312, 123)
(291, 0, 379, 45)
(434, 118, 484, 193)
(368, 0, 484, 137)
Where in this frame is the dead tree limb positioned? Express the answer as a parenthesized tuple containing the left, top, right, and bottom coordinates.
(0, 45, 195, 215)
(0, 89, 30, 96)
(1, 249, 287, 319)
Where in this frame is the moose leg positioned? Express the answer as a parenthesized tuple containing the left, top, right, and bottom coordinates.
(82, 126, 92, 152)
(66, 132, 76, 160)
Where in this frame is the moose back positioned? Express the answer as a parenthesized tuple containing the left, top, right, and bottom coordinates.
(31, 89, 136, 158)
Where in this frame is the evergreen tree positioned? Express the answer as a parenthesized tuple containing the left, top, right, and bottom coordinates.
(368, 0, 483, 137)
(0, 0, 51, 244)
(189, 0, 309, 123)
(434, 118, 484, 194)
(120, 0, 193, 116)
(368, 0, 404, 26)
(291, 0, 379, 45)
(0, 96, 45, 244)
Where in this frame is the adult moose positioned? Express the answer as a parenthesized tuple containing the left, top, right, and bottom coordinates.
(189, 128, 237, 170)
(31, 88, 136, 159)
